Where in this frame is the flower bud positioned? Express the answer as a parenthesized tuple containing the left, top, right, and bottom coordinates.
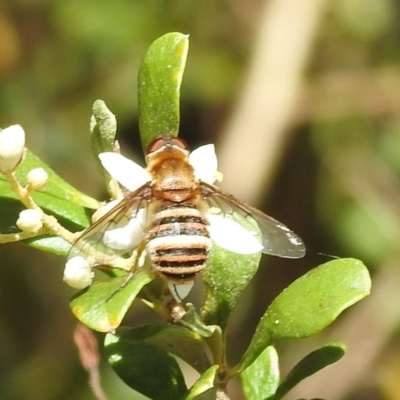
(16, 209, 43, 232)
(27, 167, 48, 190)
(64, 256, 93, 289)
(0, 125, 25, 174)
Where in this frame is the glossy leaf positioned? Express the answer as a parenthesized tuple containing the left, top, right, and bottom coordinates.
(14, 150, 98, 208)
(240, 258, 370, 372)
(241, 346, 279, 400)
(105, 330, 187, 400)
(201, 215, 262, 330)
(70, 272, 153, 332)
(0, 153, 96, 228)
(24, 235, 73, 256)
(110, 325, 211, 374)
(138, 32, 189, 150)
(274, 342, 346, 400)
(0, 149, 97, 254)
(184, 365, 218, 400)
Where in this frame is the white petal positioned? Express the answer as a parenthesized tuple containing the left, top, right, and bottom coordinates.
(64, 256, 93, 289)
(99, 152, 152, 191)
(102, 209, 146, 251)
(0, 125, 25, 174)
(189, 144, 218, 184)
(207, 214, 263, 254)
(168, 281, 194, 302)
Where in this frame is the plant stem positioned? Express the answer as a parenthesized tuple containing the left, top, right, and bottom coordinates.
(3, 171, 79, 244)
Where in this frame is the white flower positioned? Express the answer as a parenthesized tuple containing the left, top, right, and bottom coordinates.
(99, 152, 152, 191)
(207, 214, 263, 254)
(27, 167, 48, 190)
(188, 144, 218, 184)
(0, 125, 25, 174)
(64, 256, 94, 289)
(98, 144, 219, 191)
(16, 209, 43, 232)
(98, 145, 262, 256)
(102, 209, 146, 251)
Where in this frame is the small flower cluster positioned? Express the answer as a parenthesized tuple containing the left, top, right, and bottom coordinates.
(65, 143, 263, 298)
(0, 124, 264, 300)
(0, 125, 77, 248)
(0, 125, 43, 232)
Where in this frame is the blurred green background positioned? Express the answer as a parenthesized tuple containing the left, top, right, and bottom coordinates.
(1, 0, 400, 399)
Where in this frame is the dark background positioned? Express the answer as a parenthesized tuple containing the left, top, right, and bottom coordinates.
(1, 1, 400, 399)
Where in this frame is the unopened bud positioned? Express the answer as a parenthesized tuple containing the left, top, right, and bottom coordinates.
(0, 125, 25, 174)
(27, 168, 48, 190)
(16, 209, 43, 232)
(64, 256, 93, 289)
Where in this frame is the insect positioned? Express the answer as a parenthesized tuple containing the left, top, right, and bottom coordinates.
(67, 136, 305, 301)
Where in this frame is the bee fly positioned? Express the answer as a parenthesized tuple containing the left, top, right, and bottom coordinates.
(67, 136, 305, 301)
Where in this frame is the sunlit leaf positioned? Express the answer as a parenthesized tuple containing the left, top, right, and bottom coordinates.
(184, 365, 218, 400)
(0, 153, 96, 229)
(138, 32, 189, 150)
(274, 342, 346, 400)
(0, 150, 98, 254)
(241, 346, 279, 400)
(24, 235, 73, 256)
(240, 258, 370, 371)
(70, 272, 153, 332)
(15, 150, 98, 208)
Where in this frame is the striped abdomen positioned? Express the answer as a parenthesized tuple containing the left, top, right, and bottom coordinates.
(146, 204, 211, 283)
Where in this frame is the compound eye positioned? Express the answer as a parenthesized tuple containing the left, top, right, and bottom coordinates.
(146, 137, 167, 154)
(146, 136, 190, 154)
(171, 137, 189, 150)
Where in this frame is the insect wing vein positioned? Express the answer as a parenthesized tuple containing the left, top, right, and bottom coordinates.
(69, 184, 151, 268)
(201, 182, 305, 258)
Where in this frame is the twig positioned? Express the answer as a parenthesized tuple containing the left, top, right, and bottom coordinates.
(74, 324, 108, 400)
(218, 0, 329, 204)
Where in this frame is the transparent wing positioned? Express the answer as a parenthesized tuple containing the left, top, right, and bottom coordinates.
(201, 182, 305, 258)
(68, 183, 152, 268)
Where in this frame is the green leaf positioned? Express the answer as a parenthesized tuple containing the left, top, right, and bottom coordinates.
(201, 215, 262, 330)
(0, 150, 97, 254)
(274, 342, 346, 400)
(138, 32, 189, 150)
(241, 346, 279, 400)
(184, 365, 218, 400)
(0, 151, 97, 229)
(17, 150, 98, 208)
(70, 272, 153, 332)
(180, 304, 216, 338)
(105, 330, 187, 400)
(110, 325, 211, 374)
(24, 235, 73, 256)
(240, 258, 370, 372)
